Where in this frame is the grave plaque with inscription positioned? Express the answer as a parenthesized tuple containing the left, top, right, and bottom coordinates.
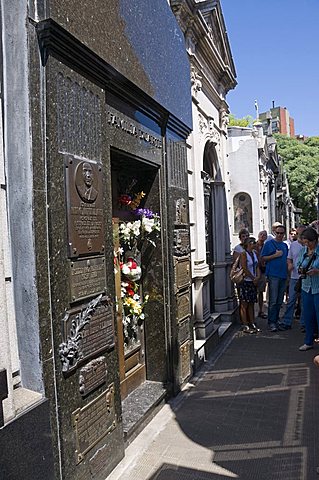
(65, 156, 105, 258)
(177, 289, 191, 321)
(72, 384, 116, 464)
(180, 340, 191, 384)
(173, 256, 191, 292)
(69, 256, 106, 302)
(59, 295, 115, 373)
(79, 356, 107, 397)
(178, 318, 190, 345)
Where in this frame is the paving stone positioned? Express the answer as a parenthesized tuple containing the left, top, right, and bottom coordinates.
(106, 315, 319, 480)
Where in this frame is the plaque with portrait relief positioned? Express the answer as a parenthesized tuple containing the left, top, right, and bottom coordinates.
(65, 156, 105, 258)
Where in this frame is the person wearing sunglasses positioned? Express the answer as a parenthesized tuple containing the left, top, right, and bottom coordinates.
(261, 224, 288, 332)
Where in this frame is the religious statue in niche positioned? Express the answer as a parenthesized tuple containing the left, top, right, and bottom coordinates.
(114, 184, 161, 353)
(233, 192, 252, 233)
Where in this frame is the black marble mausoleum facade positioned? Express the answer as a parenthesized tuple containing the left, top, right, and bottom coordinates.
(0, 1, 193, 479)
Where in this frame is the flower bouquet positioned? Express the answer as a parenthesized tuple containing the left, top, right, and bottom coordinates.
(120, 257, 142, 281)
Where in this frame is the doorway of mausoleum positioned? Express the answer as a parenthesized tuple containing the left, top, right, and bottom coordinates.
(111, 150, 162, 400)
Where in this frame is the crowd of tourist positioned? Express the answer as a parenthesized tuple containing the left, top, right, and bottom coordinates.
(232, 221, 319, 351)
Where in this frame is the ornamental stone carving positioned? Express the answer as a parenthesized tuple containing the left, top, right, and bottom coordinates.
(220, 109, 229, 131)
(190, 66, 202, 97)
(198, 113, 207, 134)
(185, 26, 196, 55)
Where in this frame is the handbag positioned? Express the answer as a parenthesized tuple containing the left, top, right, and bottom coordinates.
(230, 255, 245, 285)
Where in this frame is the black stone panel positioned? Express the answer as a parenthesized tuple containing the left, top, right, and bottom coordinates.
(0, 399, 55, 480)
(165, 130, 193, 394)
(41, 57, 124, 480)
(42, 0, 192, 128)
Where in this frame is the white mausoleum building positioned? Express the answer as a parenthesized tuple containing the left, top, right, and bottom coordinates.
(226, 123, 295, 249)
(170, 0, 238, 359)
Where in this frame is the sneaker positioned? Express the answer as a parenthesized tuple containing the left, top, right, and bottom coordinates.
(242, 325, 256, 334)
(269, 324, 277, 332)
(299, 344, 313, 351)
(278, 323, 291, 331)
(251, 323, 261, 332)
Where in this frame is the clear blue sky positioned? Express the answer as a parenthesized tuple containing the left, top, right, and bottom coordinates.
(221, 0, 319, 136)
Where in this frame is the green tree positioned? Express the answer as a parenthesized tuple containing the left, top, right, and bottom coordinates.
(228, 114, 254, 127)
(274, 133, 319, 223)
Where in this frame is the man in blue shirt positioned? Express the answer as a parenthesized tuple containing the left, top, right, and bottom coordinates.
(261, 224, 288, 331)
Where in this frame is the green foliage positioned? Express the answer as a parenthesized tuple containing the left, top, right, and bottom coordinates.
(228, 114, 254, 127)
(274, 134, 319, 223)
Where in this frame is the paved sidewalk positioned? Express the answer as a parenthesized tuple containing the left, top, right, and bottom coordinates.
(107, 316, 319, 480)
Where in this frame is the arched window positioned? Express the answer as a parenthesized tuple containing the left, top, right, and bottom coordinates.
(233, 192, 252, 233)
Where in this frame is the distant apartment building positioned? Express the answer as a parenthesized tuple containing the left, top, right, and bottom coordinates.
(260, 105, 295, 137)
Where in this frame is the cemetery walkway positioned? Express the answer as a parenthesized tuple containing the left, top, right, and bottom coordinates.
(106, 315, 319, 480)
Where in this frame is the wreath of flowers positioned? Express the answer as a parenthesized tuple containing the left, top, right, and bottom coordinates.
(115, 200, 161, 349)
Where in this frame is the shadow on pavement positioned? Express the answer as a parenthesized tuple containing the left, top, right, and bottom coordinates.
(171, 316, 319, 480)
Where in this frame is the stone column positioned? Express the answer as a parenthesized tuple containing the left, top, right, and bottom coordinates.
(211, 180, 234, 312)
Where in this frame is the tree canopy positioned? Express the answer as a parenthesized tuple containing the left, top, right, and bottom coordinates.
(228, 114, 254, 127)
(274, 134, 319, 224)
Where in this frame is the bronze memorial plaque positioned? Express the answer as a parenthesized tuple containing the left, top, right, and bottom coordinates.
(175, 198, 188, 225)
(79, 356, 107, 397)
(180, 340, 191, 384)
(72, 384, 116, 464)
(174, 256, 191, 292)
(65, 156, 105, 258)
(178, 318, 190, 345)
(173, 229, 190, 257)
(59, 295, 115, 373)
(177, 289, 191, 321)
(69, 256, 106, 302)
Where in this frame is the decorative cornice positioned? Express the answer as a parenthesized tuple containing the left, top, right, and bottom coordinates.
(170, 0, 237, 94)
(36, 18, 191, 139)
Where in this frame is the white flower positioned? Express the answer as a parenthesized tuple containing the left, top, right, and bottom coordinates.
(122, 265, 131, 275)
(142, 217, 154, 233)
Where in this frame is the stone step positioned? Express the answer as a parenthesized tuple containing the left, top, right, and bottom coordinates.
(121, 380, 167, 448)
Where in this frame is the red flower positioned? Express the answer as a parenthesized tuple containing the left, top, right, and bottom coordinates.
(119, 194, 132, 205)
(127, 258, 138, 269)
